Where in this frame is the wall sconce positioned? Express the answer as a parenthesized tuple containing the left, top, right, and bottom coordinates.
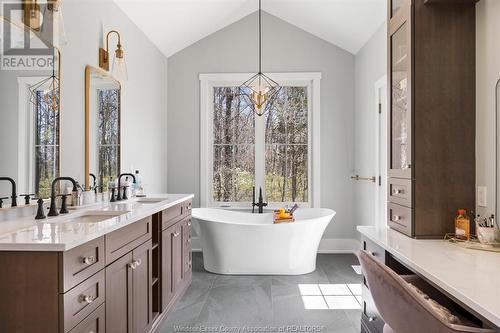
(22, 0, 67, 47)
(40, 0, 67, 47)
(23, 0, 42, 31)
(99, 30, 128, 82)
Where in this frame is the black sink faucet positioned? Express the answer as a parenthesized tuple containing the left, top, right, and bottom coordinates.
(0, 177, 17, 207)
(48, 177, 78, 217)
(89, 173, 97, 193)
(252, 186, 268, 214)
(116, 173, 136, 201)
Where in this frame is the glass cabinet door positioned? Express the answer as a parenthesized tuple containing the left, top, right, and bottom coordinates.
(389, 18, 411, 178)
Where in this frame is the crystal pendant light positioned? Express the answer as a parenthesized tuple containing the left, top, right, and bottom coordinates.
(39, 0, 67, 48)
(240, 0, 281, 117)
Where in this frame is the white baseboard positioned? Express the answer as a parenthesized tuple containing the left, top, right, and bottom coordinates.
(191, 237, 360, 254)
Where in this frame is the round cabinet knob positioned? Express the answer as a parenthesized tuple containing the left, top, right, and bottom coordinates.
(128, 262, 137, 270)
(174, 231, 180, 237)
(187, 221, 192, 226)
(368, 251, 376, 256)
(392, 215, 401, 222)
(80, 294, 94, 304)
(82, 256, 96, 265)
(368, 316, 376, 322)
(135, 259, 142, 267)
(393, 189, 401, 195)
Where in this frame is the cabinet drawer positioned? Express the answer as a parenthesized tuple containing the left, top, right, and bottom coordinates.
(68, 303, 105, 333)
(61, 270, 105, 332)
(361, 237, 385, 265)
(60, 237, 105, 293)
(105, 216, 152, 264)
(162, 203, 184, 230)
(183, 217, 192, 250)
(388, 178, 412, 208)
(183, 200, 192, 217)
(388, 203, 413, 236)
(362, 285, 385, 333)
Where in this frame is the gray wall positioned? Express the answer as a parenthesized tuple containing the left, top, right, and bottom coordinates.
(167, 12, 356, 239)
(0, 0, 168, 195)
(476, 0, 500, 217)
(353, 24, 387, 226)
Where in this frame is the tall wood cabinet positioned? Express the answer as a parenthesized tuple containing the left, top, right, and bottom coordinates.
(387, 0, 476, 238)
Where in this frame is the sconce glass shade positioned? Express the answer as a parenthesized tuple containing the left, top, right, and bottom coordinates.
(112, 54, 128, 82)
(39, 2, 67, 47)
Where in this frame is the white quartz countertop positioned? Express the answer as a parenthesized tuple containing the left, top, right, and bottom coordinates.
(357, 226, 500, 328)
(0, 194, 194, 252)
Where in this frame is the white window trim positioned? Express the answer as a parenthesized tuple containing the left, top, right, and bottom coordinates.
(199, 72, 321, 208)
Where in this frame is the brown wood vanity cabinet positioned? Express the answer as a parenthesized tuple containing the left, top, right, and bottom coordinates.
(0, 198, 193, 333)
(106, 239, 153, 333)
(387, 0, 476, 238)
(160, 201, 193, 316)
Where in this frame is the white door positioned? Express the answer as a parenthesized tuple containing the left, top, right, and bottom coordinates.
(375, 77, 388, 227)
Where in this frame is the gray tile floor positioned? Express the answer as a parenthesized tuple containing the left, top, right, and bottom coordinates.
(160, 253, 362, 333)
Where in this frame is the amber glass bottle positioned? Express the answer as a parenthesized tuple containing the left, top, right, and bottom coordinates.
(455, 209, 471, 240)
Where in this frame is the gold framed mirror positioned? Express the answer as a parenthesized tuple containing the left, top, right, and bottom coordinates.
(85, 65, 121, 192)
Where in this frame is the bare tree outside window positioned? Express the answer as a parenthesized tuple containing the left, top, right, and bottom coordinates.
(212, 86, 309, 204)
(34, 90, 60, 198)
(213, 87, 255, 202)
(98, 89, 120, 190)
(265, 87, 308, 203)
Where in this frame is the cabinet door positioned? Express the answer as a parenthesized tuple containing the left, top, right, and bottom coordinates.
(388, 1, 412, 179)
(172, 224, 183, 289)
(389, 0, 410, 21)
(132, 240, 153, 333)
(161, 225, 174, 310)
(106, 252, 133, 333)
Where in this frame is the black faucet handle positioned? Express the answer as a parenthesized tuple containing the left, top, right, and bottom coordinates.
(20, 193, 35, 205)
(0, 197, 9, 209)
(57, 194, 69, 214)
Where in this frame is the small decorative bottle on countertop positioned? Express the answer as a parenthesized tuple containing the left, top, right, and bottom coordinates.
(455, 209, 471, 241)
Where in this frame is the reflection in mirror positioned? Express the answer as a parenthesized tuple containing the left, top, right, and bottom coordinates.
(0, 18, 61, 200)
(85, 66, 121, 192)
(33, 89, 60, 197)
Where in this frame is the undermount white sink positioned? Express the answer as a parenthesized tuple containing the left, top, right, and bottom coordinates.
(135, 198, 165, 203)
(60, 210, 129, 224)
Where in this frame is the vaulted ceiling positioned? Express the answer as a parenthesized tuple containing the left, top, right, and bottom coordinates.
(114, 0, 387, 57)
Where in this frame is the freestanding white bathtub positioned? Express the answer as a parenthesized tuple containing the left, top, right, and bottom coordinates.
(192, 208, 335, 275)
